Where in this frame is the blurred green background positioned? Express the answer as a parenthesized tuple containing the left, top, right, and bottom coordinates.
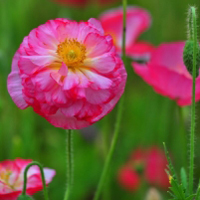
(1, 0, 200, 199)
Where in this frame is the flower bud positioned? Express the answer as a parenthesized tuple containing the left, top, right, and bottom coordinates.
(183, 40, 200, 77)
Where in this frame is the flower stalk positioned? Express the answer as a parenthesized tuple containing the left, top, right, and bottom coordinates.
(22, 162, 49, 200)
(188, 6, 197, 195)
(64, 129, 73, 200)
(93, 0, 127, 200)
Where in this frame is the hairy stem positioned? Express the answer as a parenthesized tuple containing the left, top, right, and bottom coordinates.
(188, 6, 197, 195)
(64, 129, 73, 200)
(22, 162, 49, 200)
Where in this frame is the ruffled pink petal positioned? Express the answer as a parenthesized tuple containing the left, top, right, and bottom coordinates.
(32, 69, 56, 91)
(84, 52, 116, 74)
(47, 109, 90, 129)
(100, 6, 151, 48)
(7, 52, 28, 109)
(84, 70, 113, 90)
(85, 88, 112, 104)
(56, 21, 80, 42)
(84, 33, 113, 58)
(21, 55, 56, 66)
(63, 71, 80, 90)
(88, 18, 104, 35)
(43, 168, 56, 184)
(61, 101, 83, 117)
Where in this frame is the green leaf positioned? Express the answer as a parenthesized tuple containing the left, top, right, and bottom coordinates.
(185, 194, 195, 200)
(170, 178, 185, 199)
(180, 167, 187, 192)
(163, 142, 177, 180)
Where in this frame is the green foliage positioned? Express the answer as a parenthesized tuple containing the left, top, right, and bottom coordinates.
(17, 195, 33, 200)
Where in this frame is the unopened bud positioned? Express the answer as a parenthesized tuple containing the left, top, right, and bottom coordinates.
(183, 40, 200, 77)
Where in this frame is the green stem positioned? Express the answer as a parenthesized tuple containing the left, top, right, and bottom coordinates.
(64, 129, 73, 200)
(93, 96, 124, 200)
(93, 1, 127, 200)
(22, 161, 49, 200)
(188, 6, 197, 195)
(178, 106, 187, 167)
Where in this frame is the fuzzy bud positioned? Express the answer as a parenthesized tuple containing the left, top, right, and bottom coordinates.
(183, 40, 200, 77)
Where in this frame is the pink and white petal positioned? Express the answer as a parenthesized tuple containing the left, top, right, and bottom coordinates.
(21, 55, 57, 66)
(84, 33, 113, 58)
(18, 57, 38, 75)
(74, 71, 89, 88)
(33, 69, 56, 91)
(47, 109, 90, 129)
(7, 53, 28, 109)
(77, 102, 102, 120)
(21, 55, 58, 66)
(56, 21, 80, 42)
(84, 52, 116, 74)
(88, 18, 104, 35)
(84, 70, 112, 90)
(63, 71, 80, 90)
(77, 22, 101, 43)
(43, 168, 56, 184)
(58, 62, 68, 76)
(85, 88, 111, 104)
(61, 101, 83, 117)
(52, 87, 67, 104)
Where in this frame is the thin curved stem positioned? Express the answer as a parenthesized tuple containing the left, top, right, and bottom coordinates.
(188, 6, 197, 195)
(22, 161, 49, 200)
(64, 129, 73, 200)
(93, 1, 127, 200)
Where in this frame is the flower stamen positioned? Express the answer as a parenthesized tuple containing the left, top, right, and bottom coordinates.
(57, 39, 86, 68)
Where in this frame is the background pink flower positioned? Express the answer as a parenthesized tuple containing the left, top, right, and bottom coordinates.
(99, 6, 154, 59)
(118, 146, 169, 191)
(133, 42, 200, 106)
(0, 158, 56, 200)
(118, 165, 140, 192)
(7, 18, 127, 129)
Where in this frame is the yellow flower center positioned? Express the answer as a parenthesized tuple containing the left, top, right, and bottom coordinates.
(57, 39, 86, 68)
(0, 170, 15, 189)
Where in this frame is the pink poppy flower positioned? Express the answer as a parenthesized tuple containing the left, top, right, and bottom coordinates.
(118, 146, 169, 191)
(118, 165, 140, 192)
(0, 158, 56, 200)
(7, 18, 127, 129)
(53, 0, 116, 7)
(145, 147, 169, 189)
(133, 42, 200, 106)
(99, 7, 154, 59)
